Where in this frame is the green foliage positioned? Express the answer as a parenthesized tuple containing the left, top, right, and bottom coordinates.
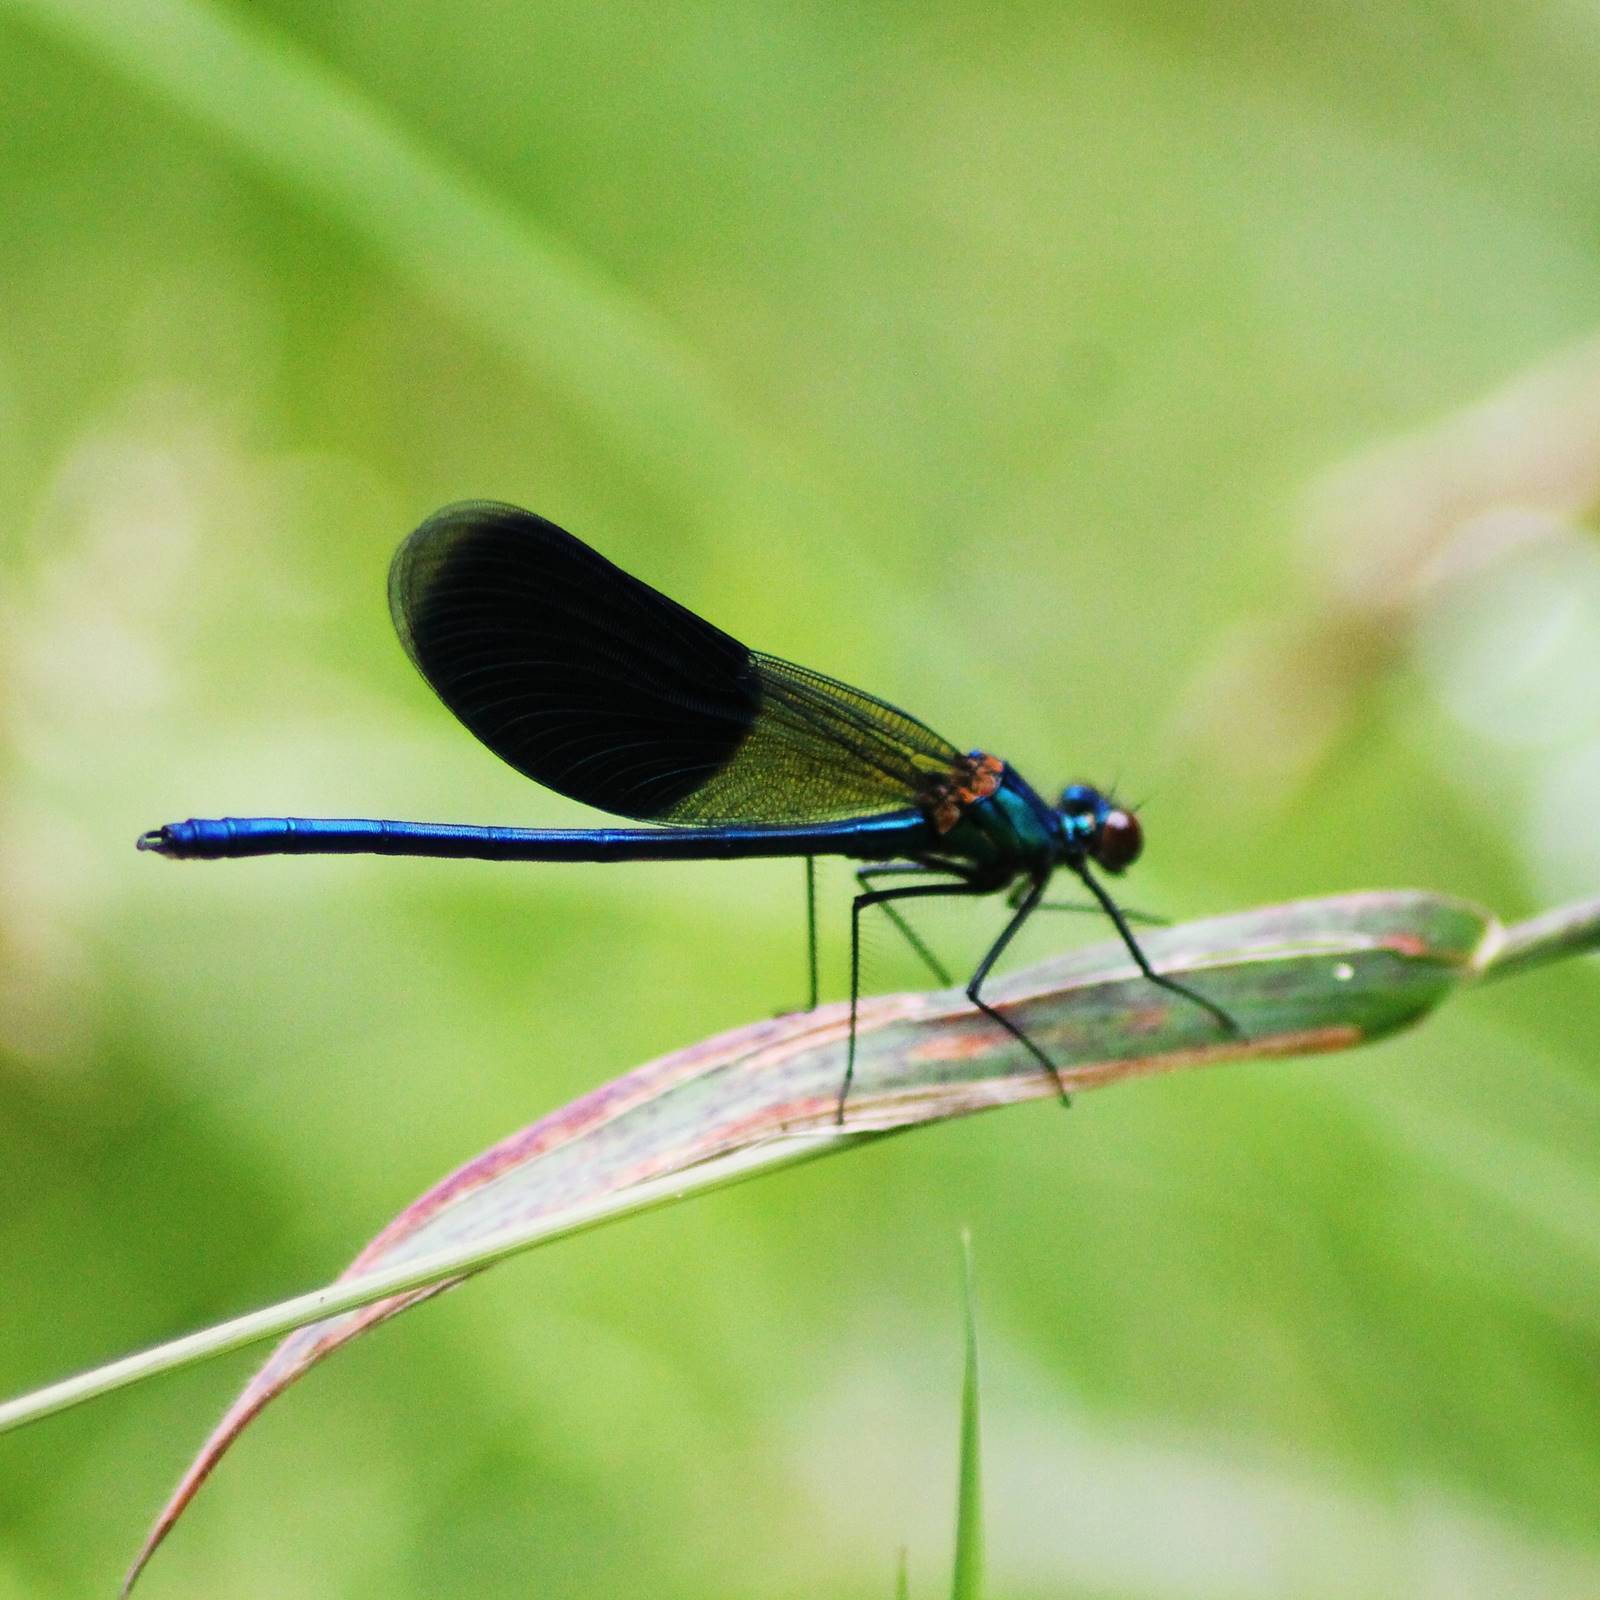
(2, 2, 1598, 1597)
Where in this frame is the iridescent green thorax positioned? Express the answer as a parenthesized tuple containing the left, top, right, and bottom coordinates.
(934, 764, 1061, 881)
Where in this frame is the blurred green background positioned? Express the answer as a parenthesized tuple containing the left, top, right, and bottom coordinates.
(3, 1, 1599, 1595)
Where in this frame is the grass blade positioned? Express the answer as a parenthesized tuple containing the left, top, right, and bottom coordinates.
(951, 1232, 983, 1600)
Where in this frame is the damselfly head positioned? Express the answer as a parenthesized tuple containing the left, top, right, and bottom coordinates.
(1057, 783, 1144, 874)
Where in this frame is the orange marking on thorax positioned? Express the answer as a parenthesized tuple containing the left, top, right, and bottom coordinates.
(924, 753, 1005, 834)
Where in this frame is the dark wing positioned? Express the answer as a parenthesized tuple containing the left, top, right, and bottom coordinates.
(388, 502, 962, 826)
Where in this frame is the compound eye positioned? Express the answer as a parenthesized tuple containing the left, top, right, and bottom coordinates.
(1094, 808, 1143, 873)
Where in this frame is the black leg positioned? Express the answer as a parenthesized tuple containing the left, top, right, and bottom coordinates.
(855, 864, 953, 986)
(804, 857, 819, 1012)
(965, 875, 1070, 1106)
(1033, 901, 1170, 927)
(1006, 880, 1167, 925)
(843, 879, 989, 1123)
(1069, 861, 1241, 1036)
(857, 862, 948, 884)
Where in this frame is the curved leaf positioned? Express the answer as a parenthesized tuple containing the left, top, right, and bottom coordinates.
(114, 887, 1503, 1590)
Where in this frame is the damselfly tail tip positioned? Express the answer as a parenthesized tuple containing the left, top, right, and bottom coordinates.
(136, 826, 172, 855)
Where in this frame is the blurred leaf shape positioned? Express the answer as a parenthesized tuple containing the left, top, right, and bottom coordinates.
(0, 888, 1589, 1589)
(1177, 332, 1600, 802)
(4, 0, 778, 525)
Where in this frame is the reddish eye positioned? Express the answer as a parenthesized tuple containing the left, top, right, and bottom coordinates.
(1094, 808, 1143, 873)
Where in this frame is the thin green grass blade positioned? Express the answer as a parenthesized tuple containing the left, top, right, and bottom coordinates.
(950, 1232, 983, 1600)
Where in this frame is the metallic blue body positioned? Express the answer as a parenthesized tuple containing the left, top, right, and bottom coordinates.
(142, 758, 1088, 886)
(147, 808, 937, 865)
